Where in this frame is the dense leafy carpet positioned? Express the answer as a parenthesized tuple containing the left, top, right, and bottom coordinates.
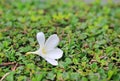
(0, 0, 120, 81)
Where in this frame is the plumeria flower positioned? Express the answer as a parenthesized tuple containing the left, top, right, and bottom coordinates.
(26, 32, 63, 66)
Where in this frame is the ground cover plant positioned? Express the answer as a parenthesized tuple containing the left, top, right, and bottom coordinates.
(0, 0, 120, 81)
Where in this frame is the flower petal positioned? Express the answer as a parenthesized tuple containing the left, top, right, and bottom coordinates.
(37, 32, 45, 48)
(45, 34, 59, 51)
(44, 57, 58, 66)
(46, 48, 63, 59)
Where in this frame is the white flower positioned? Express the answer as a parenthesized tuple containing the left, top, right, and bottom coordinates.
(26, 32, 63, 66)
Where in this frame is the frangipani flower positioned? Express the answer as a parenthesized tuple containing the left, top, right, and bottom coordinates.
(26, 32, 63, 66)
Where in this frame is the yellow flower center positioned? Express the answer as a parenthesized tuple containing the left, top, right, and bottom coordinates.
(42, 48, 47, 54)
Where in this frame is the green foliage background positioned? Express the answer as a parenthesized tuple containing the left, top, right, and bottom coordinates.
(0, 0, 120, 81)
